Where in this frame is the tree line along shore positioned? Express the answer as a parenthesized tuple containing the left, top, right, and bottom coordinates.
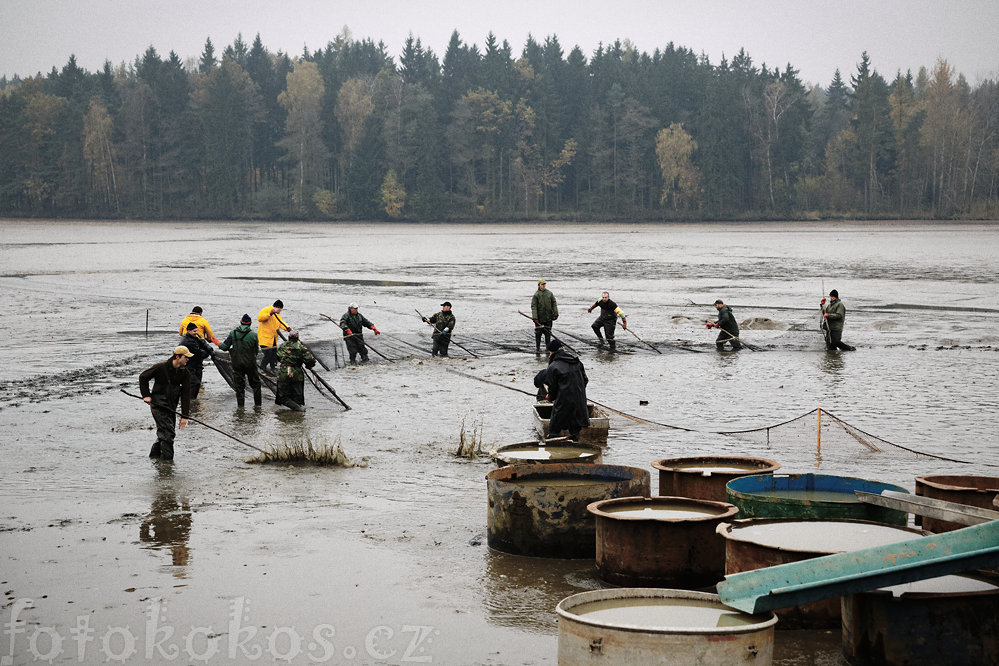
(1, 29, 997, 222)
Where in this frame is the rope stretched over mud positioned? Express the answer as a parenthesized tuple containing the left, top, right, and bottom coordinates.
(446, 369, 977, 464)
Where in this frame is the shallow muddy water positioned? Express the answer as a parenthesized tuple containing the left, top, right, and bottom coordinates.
(1, 220, 997, 664)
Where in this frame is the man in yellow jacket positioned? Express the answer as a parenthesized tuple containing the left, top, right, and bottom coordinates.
(258, 299, 291, 374)
(178, 306, 220, 345)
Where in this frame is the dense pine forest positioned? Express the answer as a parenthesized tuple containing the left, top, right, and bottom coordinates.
(1, 29, 997, 221)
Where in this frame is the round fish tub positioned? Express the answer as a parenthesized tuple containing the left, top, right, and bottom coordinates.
(652, 456, 781, 503)
(486, 463, 650, 558)
(588, 496, 738, 588)
(489, 442, 603, 467)
(557, 588, 777, 665)
(717, 518, 927, 629)
(842, 574, 999, 665)
(726, 473, 909, 525)
(914, 474, 999, 533)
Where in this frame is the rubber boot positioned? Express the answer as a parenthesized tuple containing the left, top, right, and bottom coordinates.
(149, 442, 161, 458)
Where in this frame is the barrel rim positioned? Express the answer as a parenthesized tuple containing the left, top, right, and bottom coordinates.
(915, 474, 999, 494)
(485, 462, 650, 485)
(651, 455, 781, 476)
(587, 495, 739, 522)
(556, 587, 778, 634)
(715, 517, 929, 552)
(726, 472, 910, 504)
(489, 441, 603, 465)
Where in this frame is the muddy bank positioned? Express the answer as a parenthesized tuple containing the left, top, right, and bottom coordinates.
(2, 221, 997, 664)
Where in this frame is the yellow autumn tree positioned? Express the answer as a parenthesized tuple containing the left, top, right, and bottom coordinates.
(655, 122, 701, 211)
(379, 169, 406, 218)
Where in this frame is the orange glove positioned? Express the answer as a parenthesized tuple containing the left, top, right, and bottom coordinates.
(372, 326, 381, 335)
(820, 298, 826, 305)
(823, 313, 828, 318)
(344, 328, 353, 336)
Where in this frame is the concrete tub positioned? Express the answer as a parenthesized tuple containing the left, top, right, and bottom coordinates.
(486, 463, 650, 558)
(556, 588, 777, 665)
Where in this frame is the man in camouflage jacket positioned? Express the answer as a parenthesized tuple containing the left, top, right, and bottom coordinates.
(275, 331, 316, 411)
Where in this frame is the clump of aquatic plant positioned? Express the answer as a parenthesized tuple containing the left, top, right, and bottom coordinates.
(454, 417, 484, 459)
(246, 434, 357, 466)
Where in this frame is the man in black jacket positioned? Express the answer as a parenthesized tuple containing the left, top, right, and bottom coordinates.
(538, 338, 590, 442)
(139, 346, 193, 461)
(179, 323, 215, 398)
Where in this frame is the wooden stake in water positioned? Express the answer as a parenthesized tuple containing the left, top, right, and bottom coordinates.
(817, 407, 822, 457)
(145, 309, 149, 336)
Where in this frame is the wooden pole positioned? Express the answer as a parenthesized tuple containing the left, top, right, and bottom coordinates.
(120, 389, 270, 456)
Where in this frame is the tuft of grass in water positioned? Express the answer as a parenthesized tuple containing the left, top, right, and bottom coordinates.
(246, 434, 358, 466)
(454, 417, 483, 458)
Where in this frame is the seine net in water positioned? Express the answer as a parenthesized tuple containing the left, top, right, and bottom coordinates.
(718, 408, 970, 467)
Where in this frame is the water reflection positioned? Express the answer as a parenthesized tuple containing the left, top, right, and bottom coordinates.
(478, 548, 598, 632)
(818, 350, 846, 375)
(139, 465, 192, 578)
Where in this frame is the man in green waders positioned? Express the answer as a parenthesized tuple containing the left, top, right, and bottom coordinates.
(275, 331, 316, 411)
(219, 313, 262, 409)
(531, 279, 558, 352)
(821, 289, 856, 351)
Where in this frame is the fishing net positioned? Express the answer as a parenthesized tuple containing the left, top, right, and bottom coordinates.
(715, 408, 971, 465)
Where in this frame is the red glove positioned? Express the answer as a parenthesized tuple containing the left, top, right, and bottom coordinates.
(344, 328, 353, 336)
(820, 298, 826, 305)
(587, 306, 594, 313)
(533, 319, 540, 326)
(372, 326, 381, 335)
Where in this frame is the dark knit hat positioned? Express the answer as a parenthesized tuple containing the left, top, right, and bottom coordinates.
(240, 313, 251, 324)
(186, 322, 197, 331)
(547, 338, 563, 353)
(829, 289, 839, 298)
(192, 306, 203, 314)
(441, 301, 452, 307)
(273, 299, 284, 308)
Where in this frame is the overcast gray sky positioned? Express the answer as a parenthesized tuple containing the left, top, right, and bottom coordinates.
(1, 0, 997, 86)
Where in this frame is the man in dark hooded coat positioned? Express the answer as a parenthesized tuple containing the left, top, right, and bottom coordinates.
(535, 338, 589, 441)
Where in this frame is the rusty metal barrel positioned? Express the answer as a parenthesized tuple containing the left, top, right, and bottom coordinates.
(914, 474, 999, 532)
(486, 463, 650, 558)
(557, 588, 777, 665)
(652, 456, 781, 503)
(717, 518, 928, 628)
(842, 574, 999, 665)
(588, 496, 738, 588)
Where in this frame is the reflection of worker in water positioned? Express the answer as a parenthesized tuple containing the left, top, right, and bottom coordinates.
(536, 339, 589, 442)
(140, 480, 192, 573)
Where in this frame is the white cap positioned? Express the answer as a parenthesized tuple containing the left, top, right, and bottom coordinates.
(349, 302, 359, 309)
